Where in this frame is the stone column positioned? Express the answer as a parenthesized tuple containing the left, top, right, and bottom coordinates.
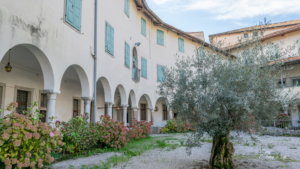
(122, 105, 128, 125)
(106, 102, 113, 118)
(82, 97, 92, 122)
(150, 109, 154, 125)
(45, 91, 60, 125)
(168, 110, 173, 120)
(133, 107, 138, 122)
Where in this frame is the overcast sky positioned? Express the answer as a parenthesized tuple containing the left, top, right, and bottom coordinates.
(147, 0, 300, 43)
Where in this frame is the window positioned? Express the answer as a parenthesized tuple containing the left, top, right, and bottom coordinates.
(16, 90, 28, 114)
(244, 33, 248, 38)
(293, 79, 300, 86)
(40, 110, 46, 122)
(163, 105, 168, 120)
(141, 18, 146, 37)
(106, 22, 114, 56)
(278, 80, 285, 87)
(178, 38, 184, 53)
(65, 0, 82, 31)
(40, 93, 47, 107)
(141, 57, 147, 78)
(157, 65, 165, 82)
(124, 0, 130, 18)
(73, 99, 79, 117)
(297, 39, 300, 55)
(268, 45, 279, 58)
(141, 104, 147, 121)
(157, 30, 164, 46)
(125, 42, 130, 67)
(253, 32, 258, 37)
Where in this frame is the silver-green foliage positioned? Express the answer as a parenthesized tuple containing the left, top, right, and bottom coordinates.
(157, 27, 299, 149)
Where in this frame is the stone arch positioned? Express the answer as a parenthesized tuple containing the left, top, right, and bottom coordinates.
(60, 64, 91, 97)
(97, 77, 113, 103)
(155, 97, 170, 110)
(139, 94, 153, 110)
(129, 90, 137, 108)
(115, 84, 127, 106)
(0, 44, 55, 91)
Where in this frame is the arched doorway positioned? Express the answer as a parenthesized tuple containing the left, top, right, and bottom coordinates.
(155, 97, 171, 127)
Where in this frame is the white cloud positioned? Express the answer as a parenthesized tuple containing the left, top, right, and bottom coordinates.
(149, 0, 300, 20)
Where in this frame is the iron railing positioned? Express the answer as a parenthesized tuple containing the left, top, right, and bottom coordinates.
(132, 66, 140, 82)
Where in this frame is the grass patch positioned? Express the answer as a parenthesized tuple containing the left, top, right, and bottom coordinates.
(267, 143, 275, 149)
(201, 138, 213, 143)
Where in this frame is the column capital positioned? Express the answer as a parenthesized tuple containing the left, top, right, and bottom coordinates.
(105, 102, 114, 107)
(43, 90, 61, 95)
(149, 109, 154, 113)
(81, 97, 94, 101)
(121, 104, 129, 108)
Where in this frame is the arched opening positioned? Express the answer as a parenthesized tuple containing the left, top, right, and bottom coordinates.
(94, 77, 113, 122)
(155, 97, 170, 127)
(132, 47, 140, 82)
(57, 65, 91, 121)
(112, 85, 127, 122)
(0, 44, 54, 121)
(137, 94, 153, 123)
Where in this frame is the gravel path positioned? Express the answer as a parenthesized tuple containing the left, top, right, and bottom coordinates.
(53, 133, 300, 169)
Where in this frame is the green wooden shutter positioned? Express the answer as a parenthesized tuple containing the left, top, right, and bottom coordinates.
(74, 0, 81, 31)
(124, 0, 130, 17)
(106, 22, 111, 53)
(228, 59, 231, 65)
(157, 30, 164, 46)
(297, 39, 300, 55)
(178, 38, 184, 52)
(125, 42, 130, 67)
(110, 26, 114, 55)
(141, 18, 146, 37)
(142, 58, 147, 78)
(157, 65, 165, 82)
(66, 0, 75, 26)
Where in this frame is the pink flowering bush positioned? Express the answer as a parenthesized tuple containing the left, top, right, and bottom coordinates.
(0, 102, 64, 169)
(128, 119, 152, 140)
(96, 115, 130, 149)
(160, 119, 194, 133)
(60, 113, 101, 153)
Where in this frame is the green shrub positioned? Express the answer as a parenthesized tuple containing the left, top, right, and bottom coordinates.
(160, 119, 193, 133)
(60, 113, 101, 154)
(96, 115, 130, 149)
(0, 102, 64, 169)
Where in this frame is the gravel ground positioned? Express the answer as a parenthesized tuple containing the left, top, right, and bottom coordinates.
(52, 152, 121, 169)
(53, 133, 300, 169)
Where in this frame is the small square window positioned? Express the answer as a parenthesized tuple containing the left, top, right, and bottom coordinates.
(278, 80, 285, 87)
(244, 33, 248, 38)
(253, 32, 258, 37)
(293, 79, 300, 86)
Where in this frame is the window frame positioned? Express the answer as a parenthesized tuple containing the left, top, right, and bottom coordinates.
(141, 57, 147, 78)
(64, 0, 83, 32)
(124, 41, 130, 68)
(157, 64, 166, 82)
(157, 29, 164, 46)
(124, 0, 130, 18)
(162, 104, 168, 121)
(253, 31, 258, 37)
(105, 21, 115, 56)
(141, 17, 147, 37)
(244, 33, 248, 38)
(140, 104, 147, 121)
(178, 38, 185, 53)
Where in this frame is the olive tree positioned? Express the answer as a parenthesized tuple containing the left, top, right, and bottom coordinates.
(158, 27, 299, 168)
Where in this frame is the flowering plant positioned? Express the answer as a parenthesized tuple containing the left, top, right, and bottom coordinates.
(96, 115, 130, 149)
(60, 113, 101, 153)
(0, 102, 64, 169)
(128, 119, 152, 140)
(160, 119, 193, 133)
(276, 113, 290, 128)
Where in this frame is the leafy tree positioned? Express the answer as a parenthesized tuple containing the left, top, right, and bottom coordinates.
(158, 25, 299, 168)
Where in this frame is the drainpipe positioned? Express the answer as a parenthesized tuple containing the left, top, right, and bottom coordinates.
(93, 0, 98, 124)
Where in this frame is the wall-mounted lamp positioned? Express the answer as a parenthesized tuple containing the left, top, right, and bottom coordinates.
(5, 49, 12, 73)
(135, 42, 141, 46)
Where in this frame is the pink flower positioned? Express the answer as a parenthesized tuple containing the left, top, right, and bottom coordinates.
(2, 133, 10, 141)
(13, 140, 21, 147)
(49, 132, 54, 137)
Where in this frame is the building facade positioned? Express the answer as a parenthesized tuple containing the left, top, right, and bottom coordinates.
(210, 20, 300, 125)
(0, 0, 219, 127)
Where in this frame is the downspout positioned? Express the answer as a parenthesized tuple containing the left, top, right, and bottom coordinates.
(93, 0, 98, 124)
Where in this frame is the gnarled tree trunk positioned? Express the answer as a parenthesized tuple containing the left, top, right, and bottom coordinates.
(209, 135, 236, 169)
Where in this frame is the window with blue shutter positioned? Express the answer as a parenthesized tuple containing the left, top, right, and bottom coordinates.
(178, 38, 184, 53)
(124, 0, 130, 18)
(297, 39, 300, 55)
(66, 0, 82, 31)
(157, 30, 164, 46)
(268, 45, 278, 59)
(157, 65, 165, 82)
(141, 18, 146, 37)
(141, 58, 147, 78)
(125, 42, 130, 67)
(106, 22, 114, 56)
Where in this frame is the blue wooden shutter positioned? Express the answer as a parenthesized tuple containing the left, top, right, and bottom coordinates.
(297, 39, 300, 55)
(106, 22, 111, 53)
(142, 58, 147, 78)
(157, 30, 164, 46)
(178, 38, 184, 52)
(125, 42, 130, 67)
(66, 0, 75, 26)
(124, 0, 130, 17)
(74, 0, 81, 31)
(110, 26, 114, 55)
(141, 18, 146, 37)
(157, 65, 165, 82)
